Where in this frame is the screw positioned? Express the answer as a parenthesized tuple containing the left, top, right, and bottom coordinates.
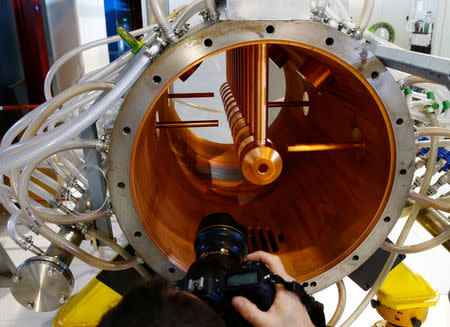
(47, 268, 56, 277)
(12, 275, 22, 283)
(58, 294, 68, 304)
(26, 301, 34, 310)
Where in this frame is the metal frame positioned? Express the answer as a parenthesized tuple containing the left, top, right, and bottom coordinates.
(81, 125, 112, 241)
(367, 43, 450, 88)
(0, 242, 16, 288)
(108, 20, 415, 293)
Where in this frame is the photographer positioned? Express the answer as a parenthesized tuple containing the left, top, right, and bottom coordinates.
(97, 251, 315, 327)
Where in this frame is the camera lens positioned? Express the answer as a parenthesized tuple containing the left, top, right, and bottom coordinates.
(194, 213, 248, 262)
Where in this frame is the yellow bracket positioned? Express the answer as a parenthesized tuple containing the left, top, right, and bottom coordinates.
(375, 263, 439, 326)
(53, 274, 122, 327)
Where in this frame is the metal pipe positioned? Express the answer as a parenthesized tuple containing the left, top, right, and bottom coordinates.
(168, 92, 214, 98)
(155, 120, 219, 128)
(254, 44, 268, 146)
(267, 101, 310, 107)
(288, 143, 364, 152)
(45, 225, 83, 266)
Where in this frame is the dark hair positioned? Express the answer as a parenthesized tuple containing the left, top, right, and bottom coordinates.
(97, 278, 226, 327)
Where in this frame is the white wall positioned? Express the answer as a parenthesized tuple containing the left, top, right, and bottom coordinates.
(346, 0, 449, 57)
(45, 0, 109, 93)
(432, 0, 450, 57)
(346, 0, 414, 49)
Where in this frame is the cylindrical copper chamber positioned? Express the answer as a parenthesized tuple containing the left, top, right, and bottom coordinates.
(108, 21, 414, 291)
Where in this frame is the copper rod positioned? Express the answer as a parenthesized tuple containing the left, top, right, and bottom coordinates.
(249, 45, 255, 134)
(288, 143, 364, 152)
(156, 120, 219, 128)
(267, 101, 310, 107)
(245, 47, 250, 125)
(254, 44, 268, 145)
(168, 92, 214, 98)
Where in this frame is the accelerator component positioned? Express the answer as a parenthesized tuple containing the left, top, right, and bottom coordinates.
(10, 226, 83, 312)
(108, 20, 415, 292)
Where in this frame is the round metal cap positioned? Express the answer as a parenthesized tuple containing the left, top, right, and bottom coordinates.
(10, 256, 74, 312)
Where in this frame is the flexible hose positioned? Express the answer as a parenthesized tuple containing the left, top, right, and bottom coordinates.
(150, 0, 177, 42)
(380, 230, 450, 254)
(0, 182, 53, 214)
(327, 280, 346, 327)
(4, 82, 114, 214)
(24, 82, 115, 140)
(44, 25, 157, 100)
(7, 212, 45, 255)
(31, 169, 61, 193)
(340, 114, 439, 327)
(205, 0, 219, 21)
(35, 209, 107, 224)
(409, 99, 435, 109)
(401, 75, 439, 87)
(85, 229, 152, 279)
(1, 82, 113, 170)
(334, 0, 351, 22)
(172, 0, 207, 30)
(410, 192, 450, 212)
(356, 0, 374, 32)
(417, 127, 450, 138)
(0, 49, 152, 174)
(17, 140, 138, 271)
(311, 0, 329, 19)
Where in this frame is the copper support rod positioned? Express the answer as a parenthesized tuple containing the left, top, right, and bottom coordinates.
(288, 143, 365, 152)
(249, 45, 255, 133)
(156, 120, 219, 128)
(267, 101, 310, 107)
(168, 92, 214, 98)
(254, 44, 268, 146)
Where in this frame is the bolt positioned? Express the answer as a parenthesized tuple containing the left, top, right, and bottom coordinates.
(26, 301, 34, 310)
(47, 268, 56, 277)
(12, 275, 22, 283)
(58, 294, 68, 304)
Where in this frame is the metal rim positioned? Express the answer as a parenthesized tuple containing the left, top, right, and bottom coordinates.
(108, 20, 415, 293)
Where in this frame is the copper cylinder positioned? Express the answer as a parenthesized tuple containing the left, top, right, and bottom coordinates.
(128, 40, 397, 283)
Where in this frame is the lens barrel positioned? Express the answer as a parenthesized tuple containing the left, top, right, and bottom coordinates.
(194, 213, 248, 262)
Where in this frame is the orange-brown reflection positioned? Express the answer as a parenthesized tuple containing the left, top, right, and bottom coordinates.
(130, 41, 394, 282)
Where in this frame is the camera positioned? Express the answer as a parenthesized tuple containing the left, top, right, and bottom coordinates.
(175, 213, 275, 326)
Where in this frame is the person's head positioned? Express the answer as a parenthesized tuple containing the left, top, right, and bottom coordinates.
(97, 278, 226, 327)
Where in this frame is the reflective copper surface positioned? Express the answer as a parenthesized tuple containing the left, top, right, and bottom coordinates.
(129, 41, 395, 282)
(220, 83, 283, 185)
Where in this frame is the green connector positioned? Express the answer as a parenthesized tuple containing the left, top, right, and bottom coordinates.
(404, 87, 412, 96)
(426, 91, 435, 100)
(427, 102, 439, 114)
(117, 27, 145, 54)
(442, 100, 450, 113)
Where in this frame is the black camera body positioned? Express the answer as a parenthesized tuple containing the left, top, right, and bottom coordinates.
(175, 213, 275, 326)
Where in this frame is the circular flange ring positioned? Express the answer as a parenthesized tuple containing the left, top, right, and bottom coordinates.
(108, 20, 415, 293)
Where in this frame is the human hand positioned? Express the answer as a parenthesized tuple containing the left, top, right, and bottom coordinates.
(231, 251, 315, 327)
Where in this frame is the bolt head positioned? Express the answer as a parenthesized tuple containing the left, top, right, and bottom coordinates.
(12, 275, 22, 283)
(26, 301, 34, 309)
(47, 268, 56, 276)
(58, 294, 67, 304)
